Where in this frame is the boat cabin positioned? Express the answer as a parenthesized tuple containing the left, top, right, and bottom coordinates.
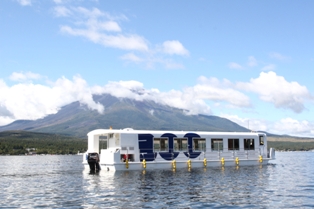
(83, 128, 275, 171)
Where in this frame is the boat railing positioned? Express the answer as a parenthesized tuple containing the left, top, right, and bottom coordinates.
(135, 149, 263, 161)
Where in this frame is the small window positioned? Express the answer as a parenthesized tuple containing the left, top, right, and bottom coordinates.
(244, 138, 254, 150)
(174, 138, 187, 151)
(154, 138, 168, 152)
(99, 136, 107, 149)
(193, 138, 206, 151)
(228, 138, 239, 150)
(211, 138, 223, 151)
(259, 136, 264, 145)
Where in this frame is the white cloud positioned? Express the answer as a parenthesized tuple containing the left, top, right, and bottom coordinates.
(0, 117, 15, 127)
(187, 76, 251, 108)
(161, 59, 185, 69)
(272, 118, 314, 137)
(55, 6, 188, 69)
(120, 53, 143, 63)
(58, 7, 148, 51)
(0, 74, 104, 126)
(53, 0, 64, 3)
(247, 56, 257, 67)
(220, 114, 268, 132)
(53, 75, 104, 113)
(75, 7, 104, 19)
(96, 20, 121, 32)
(269, 52, 290, 61)
(220, 114, 314, 137)
(236, 71, 313, 113)
(228, 62, 243, 69)
(261, 64, 276, 71)
(91, 76, 251, 116)
(91, 80, 212, 115)
(61, 26, 148, 51)
(9, 72, 42, 82)
(157, 89, 212, 115)
(17, 0, 31, 6)
(92, 80, 149, 101)
(161, 40, 189, 56)
(53, 6, 72, 17)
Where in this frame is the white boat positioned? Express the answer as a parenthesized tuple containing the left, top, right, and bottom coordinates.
(83, 128, 275, 171)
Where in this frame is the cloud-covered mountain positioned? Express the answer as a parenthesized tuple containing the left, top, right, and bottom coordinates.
(0, 94, 249, 138)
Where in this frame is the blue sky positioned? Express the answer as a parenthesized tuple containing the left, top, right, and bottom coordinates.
(1, 0, 314, 137)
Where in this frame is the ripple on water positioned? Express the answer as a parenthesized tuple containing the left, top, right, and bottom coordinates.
(1, 153, 314, 208)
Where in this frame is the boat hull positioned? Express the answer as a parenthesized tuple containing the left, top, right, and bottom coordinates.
(83, 159, 271, 171)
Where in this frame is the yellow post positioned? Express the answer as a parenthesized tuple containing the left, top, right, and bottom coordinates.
(187, 159, 191, 168)
(142, 159, 146, 169)
(172, 160, 176, 169)
(235, 157, 239, 165)
(203, 158, 207, 167)
(125, 158, 129, 169)
(221, 157, 225, 166)
(259, 155, 263, 163)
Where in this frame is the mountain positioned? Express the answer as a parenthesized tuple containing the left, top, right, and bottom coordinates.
(0, 94, 249, 138)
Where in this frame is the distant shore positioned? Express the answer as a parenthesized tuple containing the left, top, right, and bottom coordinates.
(268, 136, 314, 142)
(268, 136, 314, 151)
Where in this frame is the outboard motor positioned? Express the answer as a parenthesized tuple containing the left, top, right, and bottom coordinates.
(87, 152, 101, 171)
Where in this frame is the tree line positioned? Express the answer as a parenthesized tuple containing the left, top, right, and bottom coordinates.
(1, 131, 314, 155)
(0, 131, 86, 155)
(268, 141, 314, 151)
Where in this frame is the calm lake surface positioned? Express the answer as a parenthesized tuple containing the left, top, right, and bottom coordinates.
(1, 152, 314, 208)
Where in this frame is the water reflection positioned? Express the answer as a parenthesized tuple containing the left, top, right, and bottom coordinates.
(1, 153, 314, 208)
(81, 164, 273, 208)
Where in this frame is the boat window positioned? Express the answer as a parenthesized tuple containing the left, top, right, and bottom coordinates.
(193, 138, 206, 151)
(228, 138, 239, 150)
(109, 133, 114, 138)
(99, 136, 108, 149)
(174, 138, 188, 151)
(259, 136, 264, 145)
(100, 135, 108, 140)
(211, 138, 223, 151)
(244, 138, 254, 150)
(154, 138, 168, 152)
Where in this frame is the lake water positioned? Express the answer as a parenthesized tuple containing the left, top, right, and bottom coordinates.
(0, 152, 314, 208)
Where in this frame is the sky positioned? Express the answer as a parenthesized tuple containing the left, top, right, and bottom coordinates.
(1, 0, 314, 137)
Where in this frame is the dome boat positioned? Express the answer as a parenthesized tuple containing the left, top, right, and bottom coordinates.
(83, 128, 275, 171)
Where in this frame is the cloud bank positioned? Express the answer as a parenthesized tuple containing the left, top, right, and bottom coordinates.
(0, 74, 103, 126)
(222, 114, 314, 137)
(1, 71, 313, 137)
(236, 71, 313, 113)
(54, 6, 189, 69)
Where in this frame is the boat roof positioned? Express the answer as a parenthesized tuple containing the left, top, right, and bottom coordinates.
(87, 128, 266, 137)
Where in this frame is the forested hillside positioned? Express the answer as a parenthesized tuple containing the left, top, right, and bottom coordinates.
(0, 131, 86, 155)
